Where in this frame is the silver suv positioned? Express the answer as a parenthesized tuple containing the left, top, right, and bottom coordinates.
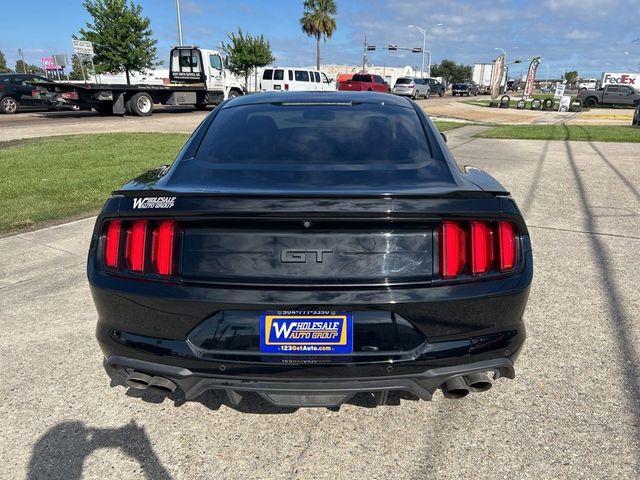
(392, 77, 430, 99)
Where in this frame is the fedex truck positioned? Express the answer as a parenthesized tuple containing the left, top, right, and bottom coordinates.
(601, 72, 640, 88)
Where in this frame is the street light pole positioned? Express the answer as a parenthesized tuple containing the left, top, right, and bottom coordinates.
(408, 24, 443, 78)
(408, 25, 426, 78)
(175, 0, 184, 46)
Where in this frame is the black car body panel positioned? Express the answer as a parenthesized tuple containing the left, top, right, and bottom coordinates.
(88, 92, 532, 408)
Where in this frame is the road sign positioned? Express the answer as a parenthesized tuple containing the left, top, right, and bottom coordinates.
(72, 39, 94, 56)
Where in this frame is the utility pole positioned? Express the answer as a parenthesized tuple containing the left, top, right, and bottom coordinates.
(362, 35, 367, 73)
(175, 0, 184, 46)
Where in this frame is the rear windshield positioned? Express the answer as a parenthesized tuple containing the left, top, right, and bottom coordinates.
(170, 103, 454, 192)
(262, 69, 273, 80)
(395, 78, 412, 85)
(352, 74, 371, 82)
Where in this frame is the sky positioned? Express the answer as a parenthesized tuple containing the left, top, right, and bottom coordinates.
(1, 0, 639, 79)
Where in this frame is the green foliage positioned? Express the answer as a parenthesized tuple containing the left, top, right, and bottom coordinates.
(476, 124, 640, 143)
(68, 54, 94, 81)
(564, 70, 578, 86)
(14, 59, 43, 74)
(430, 59, 473, 83)
(223, 28, 275, 88)
(78, 0, 158, 84)
(300, 0, 337, 70)
(0, 133, 188, 232)
(0, 51, 11, 73)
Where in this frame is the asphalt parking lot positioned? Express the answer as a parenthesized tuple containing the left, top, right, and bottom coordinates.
(1, 127, 639, 479)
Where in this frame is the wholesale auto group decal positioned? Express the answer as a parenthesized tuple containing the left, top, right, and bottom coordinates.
(132, 197, 176, 209)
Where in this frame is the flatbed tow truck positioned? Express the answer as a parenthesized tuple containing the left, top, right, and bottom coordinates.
(39, 46, 244, 116)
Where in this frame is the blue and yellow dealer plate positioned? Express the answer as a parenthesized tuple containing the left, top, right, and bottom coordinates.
(260, 311, 353, 354)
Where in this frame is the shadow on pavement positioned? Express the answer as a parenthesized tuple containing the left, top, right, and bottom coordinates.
(563, 129, 640, 467)
(27, 420, 171, 480)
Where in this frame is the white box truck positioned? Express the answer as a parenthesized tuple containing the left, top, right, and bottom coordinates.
(472, 63, 494, 95)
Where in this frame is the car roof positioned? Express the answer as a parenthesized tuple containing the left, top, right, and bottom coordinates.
(223, 91, 414, 109)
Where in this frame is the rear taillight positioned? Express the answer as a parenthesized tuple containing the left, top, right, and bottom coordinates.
(104, 220, 121, 268)
(498, 221, 517, 271)
(102, 219, 177, 277)
(440, 221, 466, 278)
(440, 220, 518, 279)
(152, 220, 176, 276)
(125, 220, 147, 272)
(284, 83, 289, 91)
(61, 91, 79, 100)
(470, 221, 494, 274)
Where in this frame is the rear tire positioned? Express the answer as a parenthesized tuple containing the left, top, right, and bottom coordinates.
(0, 96, 19, 114)
(128, 92, 153, 116)
(583, 97, 597, 108)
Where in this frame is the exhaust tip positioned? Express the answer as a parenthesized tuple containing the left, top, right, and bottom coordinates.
(465, 372, 493, 392)
(147, 376, 177, 394)
(441, 376, 470, 399)
(125, 371, 153, 390)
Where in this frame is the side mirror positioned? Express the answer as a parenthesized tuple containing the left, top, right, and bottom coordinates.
(441, 132, 448, 143)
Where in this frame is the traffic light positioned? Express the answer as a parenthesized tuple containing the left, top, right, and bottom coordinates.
(366, 45, 376, 51)
(388, 45, 398, 51)
(411, 47, 422, 53)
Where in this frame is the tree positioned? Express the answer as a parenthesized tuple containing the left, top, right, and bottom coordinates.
(300, 0, 337, 70)
(78, 0, 158, 84)
(15, 59, 43, 74)
(68, 54, 94, 81)
(223, 28, 275, 90)
(0, 51, 11, 73)
(430, 59, 472, 83)
(564, 70, 578, 87)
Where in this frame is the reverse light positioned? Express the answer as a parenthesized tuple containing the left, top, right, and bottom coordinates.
(104, 221, 121, 268)
(152, 220, 176, 276)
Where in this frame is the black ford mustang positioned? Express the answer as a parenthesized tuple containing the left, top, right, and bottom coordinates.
(88, 92, 532, 408)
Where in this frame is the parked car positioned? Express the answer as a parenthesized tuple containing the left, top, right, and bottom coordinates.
(89, 91, 532, 408)
(451, 81, 478, 96)
(0, 73, 53, 114)
(260, 67, 334, 92)
(427, 78, 445, 97)
(338, 73, 390, 93)
(577, 84, 640, 108)
(392, 77, 430, 99)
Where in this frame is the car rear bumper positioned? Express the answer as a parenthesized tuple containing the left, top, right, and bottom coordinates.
(104, 354, 516, 407)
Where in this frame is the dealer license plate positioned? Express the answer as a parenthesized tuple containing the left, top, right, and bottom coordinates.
(260, 311, 353, 354)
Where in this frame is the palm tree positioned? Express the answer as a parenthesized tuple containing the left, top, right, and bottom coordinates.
(300, 0, 337, 71)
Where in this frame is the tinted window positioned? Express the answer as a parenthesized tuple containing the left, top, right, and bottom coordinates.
(309, 71, 316, 82)
(395, 78, 412, 85)
(620, 86, 632, 94)
(262, 69, 273, 80)
(288, 70, 293, 81)
(174, 103, 452, 192)
(295, 71, 309, 82)
(274, 69, 284, 80)
(375, 76, 384, 83)
(607, 86, 619, 92)
(352, 74, 371, 82)
(314, 72, 321, 82)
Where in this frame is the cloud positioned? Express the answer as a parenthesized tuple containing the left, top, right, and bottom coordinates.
(182, 1, 203, 15)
